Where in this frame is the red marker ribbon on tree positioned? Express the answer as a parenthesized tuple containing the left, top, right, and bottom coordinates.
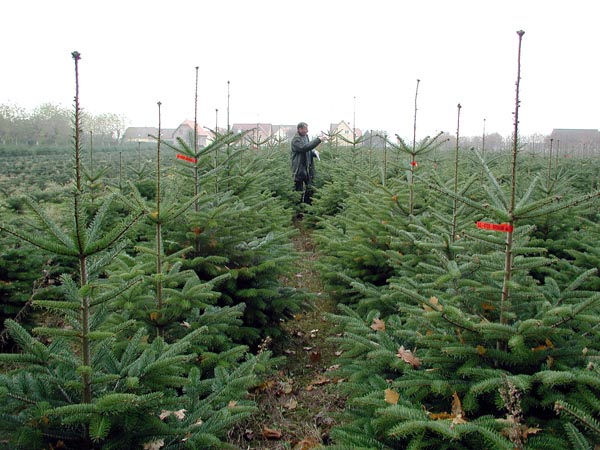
(476, 221, 514, 232)
(176, 154, 197, 164)
(411, 161, 418, 167)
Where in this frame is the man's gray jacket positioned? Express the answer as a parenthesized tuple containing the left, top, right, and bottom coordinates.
(290, 133, 322, 183)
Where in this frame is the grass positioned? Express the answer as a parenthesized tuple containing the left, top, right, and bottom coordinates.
(227, 220, 347, 449)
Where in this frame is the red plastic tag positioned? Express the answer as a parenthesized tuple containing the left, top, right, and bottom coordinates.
(176, 154, 197, 163)
(476, 221, 514, 232)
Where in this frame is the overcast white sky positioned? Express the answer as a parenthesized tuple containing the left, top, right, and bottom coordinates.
(2, 0, 598, 139)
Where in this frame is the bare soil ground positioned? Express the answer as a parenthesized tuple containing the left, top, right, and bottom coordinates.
(227, 221, 346, 449)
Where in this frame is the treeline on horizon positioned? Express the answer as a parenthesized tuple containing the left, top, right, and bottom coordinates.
(0, 102, 126, 147)
(0, 101, 571, 155)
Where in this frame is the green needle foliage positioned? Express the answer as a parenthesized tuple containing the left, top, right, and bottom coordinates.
(0, 52, 277, 450)
(315, 32, 600, 449)
(156, 133, 310, 346)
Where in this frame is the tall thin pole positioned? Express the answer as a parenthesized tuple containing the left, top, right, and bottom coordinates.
(412, 79, 420, 153)
(500, 30, 525, 327)
(155, 101, 163, 329)
(409, 79, 420, 215)
(193, 67, 199, 211)
(482, 118, 486, 154)
(353, 96, 356, 141)
(451, 103, 462, 242)
(227, 80, 231, 133)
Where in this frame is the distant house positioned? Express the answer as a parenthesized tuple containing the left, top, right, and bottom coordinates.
(172, 120, 212, 147)
(272, 125, 296, 142)
(548, 129, 600, 157)
(329, 120, 362, 145)
(122, 127, 175, 143)
(231, 123, 273, 145)
(361, 130, 388, 149)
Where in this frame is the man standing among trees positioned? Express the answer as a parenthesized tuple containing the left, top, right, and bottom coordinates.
(290, 122, 326, 207)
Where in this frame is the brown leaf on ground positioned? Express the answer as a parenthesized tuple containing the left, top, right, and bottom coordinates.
(311, 375, 330, 385)
(396, 346, 421, 368)
(450, 392, 467, 426)
(252, 379, 275, 393)
(498, 418, 542, 440)
(308, 350, 321, 363)
(306, 375, 330, 391)
(243, 429, 255, 441)
(522, 426, 542, 439)
(429, 412, 453, 420)
(143, 440, 164, 450)
(423, 296, 442, 311)
(532, 338, 554, 352)
(283, 398, 298, 410)
(159, 409, 186, 421)
(293, 437, 320, 449)
(384, 388, 399, 404)
(371, 318, 386, 331)
(276, 381, 293, 395)
(262, 427, 283, 440)
(452, 415, 468, 425)
(451, 392, 464, 417)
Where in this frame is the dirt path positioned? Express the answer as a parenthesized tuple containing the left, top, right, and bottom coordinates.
(228, 222, 346, 449)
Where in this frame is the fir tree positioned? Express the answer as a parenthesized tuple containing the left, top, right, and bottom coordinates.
(318, 31, 600, 449)
(0, 51, 276, 449)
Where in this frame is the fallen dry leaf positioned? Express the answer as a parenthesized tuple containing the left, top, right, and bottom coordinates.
(243, 429, 254, 441)
(452, 415, 468, 425)
(308, 350, 321, 363)
(262, 427, 283, 440)
(384, 388, 399, 405)
(481, 302, 495, 311)
(498, 418, 542, 441)
(371, 318, 386, 331)
(159, 409, 186, 421)
(451, 392, 464, 417)
(519, 425, 542, 440)
(306, 375, 330, 390)
(311, 375, 330, 385)
(449, 392, 467, 426)
(276, 381, 293, 395)
(423, 296, 442, 311)
(283, 398, 298, 410)
(429, 412, 453, 420)
(293, 437, 320, 449)
(143, 439, 164, 450)
(253, 380, 275, 393)
(532, 338, 554, 352)
(396, 346, 421, 368)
